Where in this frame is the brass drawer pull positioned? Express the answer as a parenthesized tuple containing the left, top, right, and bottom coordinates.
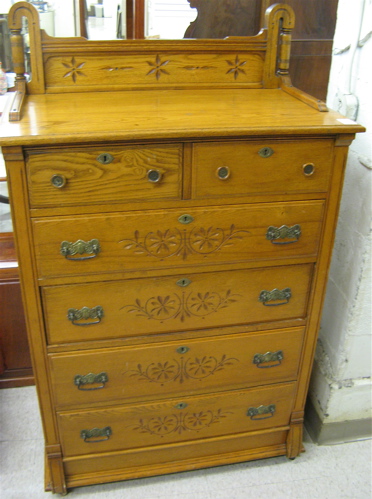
(253, 350, 284, 368)
(97, 153, 114, 164)
(303, 163, 315, 176)
(74, 372, 108, 390)
(217, 166, 230, 180)
(68, 306, 104, 326)
(60, 239, 100, 260)
(178, 214, 194, 224)
(51, 174, 66, 188)
(259, 288, 291, 306)
(266, 224, 301, 244)
(81, 426, 112, 443)
(258, 146, 274, 158)
(247, 404, 276, 420)
(147, 169, 162, 183)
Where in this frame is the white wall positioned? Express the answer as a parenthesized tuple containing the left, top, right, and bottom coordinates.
(0, 0, 13, 14)
(51, 0, 77, 37)
(308, 0, 371, 434)
(147, 0, 196, 39)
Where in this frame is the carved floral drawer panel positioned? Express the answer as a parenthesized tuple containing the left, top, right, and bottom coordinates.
(57, 382, 296, 458)
(192, 139, 334, 199)
(26, 144, 182, 207)
(43, 264, 312, 344)
(49, 327, 304, 409)
(32, 201, 324, 280)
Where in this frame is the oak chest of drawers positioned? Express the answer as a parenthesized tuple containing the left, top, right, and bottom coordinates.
(1, 3, 364, 494)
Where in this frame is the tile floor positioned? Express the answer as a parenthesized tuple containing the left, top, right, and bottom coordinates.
(1, 386, 371, 498)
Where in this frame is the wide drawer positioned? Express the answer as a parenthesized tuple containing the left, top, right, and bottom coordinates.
(192, 139, 333, 198)
(57, 382, 295, 457)
(33, 201, 324, 279)
(49, 327, 304, 408)
(26, 144, 182, 207)
(63, 429, 288, 480)
(43, 264, 313, 343)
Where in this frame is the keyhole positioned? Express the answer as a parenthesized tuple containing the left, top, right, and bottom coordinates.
(259, 147, 274, 158)
(176, 346, 190, 354)
(175, 402, 188, 410)
(176, 278, 191, 287)
(97, 153, 114, 165)
(178, 214, 194, 224)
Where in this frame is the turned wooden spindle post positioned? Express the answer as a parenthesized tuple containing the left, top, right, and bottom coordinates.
(277, 27, 292, 76)
(8, 1, 45, 120)
(9, 27, 26, 85)
(8, 26, 26, 121)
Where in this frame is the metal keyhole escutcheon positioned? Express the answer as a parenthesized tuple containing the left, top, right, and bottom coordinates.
(175, 402, 188, 410)
(178, 214, 194, 224)
(176, 278, 191, 287)
(258, 147, 274, 158)
(97, 153, 114, 165)
(176, 346, 190, 354)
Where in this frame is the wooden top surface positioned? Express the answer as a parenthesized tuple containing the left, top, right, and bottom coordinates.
(0, 88, 364, 146)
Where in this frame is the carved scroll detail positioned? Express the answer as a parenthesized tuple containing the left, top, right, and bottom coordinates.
(130, 408, 230, 436)
(120, 224, 248, 260)
(124, 354, 239, 385)
(122, 289, 240, 322)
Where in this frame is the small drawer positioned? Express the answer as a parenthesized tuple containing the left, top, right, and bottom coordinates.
(57, 382, 296, 457)
(192, 139, 333, 199)
(26, 144, 182, 207)
(32, 201, 324, 279)
(43, 264, 312, 343)
(49, 327, 304, 408)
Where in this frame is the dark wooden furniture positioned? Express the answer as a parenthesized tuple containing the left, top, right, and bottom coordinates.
(184, 0, 265, 38)
(0, 15, 13, 71)
(126, 0, 145, 39)
(283, 0, 338, 101)
(1, 2, 364, 494)
(0, 232, 33, 387)
(184, 0, 338, 100)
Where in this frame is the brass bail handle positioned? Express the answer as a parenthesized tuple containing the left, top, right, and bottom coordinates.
(81, 426, 112, 443)
(259, 288, 291, 306)
(68, 306, 104, 326)
(60, 239, 101, 261)
(253, 350, 284, 368)
(247, 404, 276, 420)
(74, 372, 108, 390)
(266, 224, 301, 245)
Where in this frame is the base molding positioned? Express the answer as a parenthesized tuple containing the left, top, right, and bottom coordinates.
(305, 397, 372, 445)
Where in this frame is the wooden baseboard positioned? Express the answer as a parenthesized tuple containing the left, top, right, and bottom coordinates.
(0, 368, 34, 388)
(305, 396, 372, 445)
